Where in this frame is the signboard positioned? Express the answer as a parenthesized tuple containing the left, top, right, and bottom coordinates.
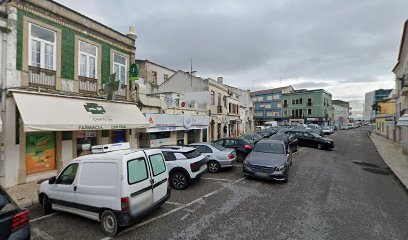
(25, 132, 56, 175)
(145, 114, 210, 132)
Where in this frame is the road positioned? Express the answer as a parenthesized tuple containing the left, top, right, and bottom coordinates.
(29, 127, 408, 240)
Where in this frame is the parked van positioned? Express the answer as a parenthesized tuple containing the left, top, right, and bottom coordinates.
(38, 143, 170, 237)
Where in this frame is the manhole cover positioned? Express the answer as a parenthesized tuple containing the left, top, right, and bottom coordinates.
(362, 167, 391, 175)
(352, 161, 380, 168)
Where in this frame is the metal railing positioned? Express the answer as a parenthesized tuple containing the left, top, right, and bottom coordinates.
(28, 66, 56, 89)
(79, 76, 98, 94)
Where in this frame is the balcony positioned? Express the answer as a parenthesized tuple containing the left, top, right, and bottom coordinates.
(116, 84, 127, 99)
(217, 105, 223, 114)
(28, 66, 56, 89)
(79, 76, 98, 94)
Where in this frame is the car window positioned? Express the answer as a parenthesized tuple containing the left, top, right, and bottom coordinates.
(57, 163, 78, 185)
(0, 187, 17, 213)
(211, 143, 225, 151)
(127, 158, 148, 184)
(213, 140, 223, 146)
(162, 151, 177, 161)
(149, 154, 166, 176)
(181, 149, 201, 159)
(253, 143, 285, 154)
(224, 139, 236, 146)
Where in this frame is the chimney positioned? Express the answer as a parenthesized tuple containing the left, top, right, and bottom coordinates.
(127, 26, 137, 40)
(217, 77, 223, 84)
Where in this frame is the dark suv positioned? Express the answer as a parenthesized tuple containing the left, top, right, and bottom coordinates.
(213, 138, 253, 162)
(0, 185, 30, 240)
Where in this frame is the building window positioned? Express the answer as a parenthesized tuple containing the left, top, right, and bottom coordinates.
(284, 110, 288, 116)
(113, 53, 128, 85)
(267, 95, 273, 101)
(299, 98, 303, 104)
(152, 71, 158, 84)
(265, 104, 271, 109)
(299, 109, 303, 117)
(273, 94, 280, 100)
(78, 41, 97, 78)
(257, 96, 263, 102)
(29, 23, 56, 70)
(163, 74, 169, 82)
(218, 93, 222, 106)
(295, 99, 299, 104)
(211, 91, 215, 105)
(308, 109, 312, 115)
(283, 100, 288, 107)
(307, 98, 312, 106)
(292, 99, 295, 104)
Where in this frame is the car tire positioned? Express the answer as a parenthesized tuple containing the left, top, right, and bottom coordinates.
(170, 171, 189, 190)
(207, 161, 221, 173)
(317, 143, 323, 150)
(283, 171, 289, 183)
(237, 152, 246, 162)
(41, 195, 52, 215)
(101, 210, 119, 237)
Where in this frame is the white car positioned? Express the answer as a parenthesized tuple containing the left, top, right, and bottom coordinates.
(159, 146, 207, 190)
(189, 143, 236, 173)
(38, 143, 170, 237)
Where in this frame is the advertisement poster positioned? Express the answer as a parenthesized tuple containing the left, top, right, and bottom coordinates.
(26, 132, 56, 175)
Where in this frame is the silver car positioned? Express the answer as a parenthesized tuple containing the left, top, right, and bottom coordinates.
(189, 143, 237, 173)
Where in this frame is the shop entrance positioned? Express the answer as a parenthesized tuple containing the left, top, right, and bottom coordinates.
(112, 129, 126, 143)
(76, 131, 97, 156)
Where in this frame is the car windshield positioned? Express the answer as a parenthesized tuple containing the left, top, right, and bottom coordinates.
(310, 132, 322, 138)
(322, 127, 331, 130)
(253, 143, 285, 154)
(211, 143, 225, 151)
(181, 149, 201, 159)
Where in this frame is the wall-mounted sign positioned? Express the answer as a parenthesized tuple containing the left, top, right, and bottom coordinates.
(25, 132, 56, 175)
(144, 113, 209, 132)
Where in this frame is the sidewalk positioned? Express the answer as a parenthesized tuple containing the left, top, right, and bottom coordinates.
(370, 133, 408, 190)
(6, 181, 40, 208)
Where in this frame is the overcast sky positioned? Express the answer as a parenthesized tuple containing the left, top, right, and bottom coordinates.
(57, 0, 407, 118)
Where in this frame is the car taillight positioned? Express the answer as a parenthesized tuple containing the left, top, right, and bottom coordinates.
(244, 145, 252, 150)
(11, 209, 29, 233)
(190, 162, 200, 172)
(228, 153, 235, 159)
(121, 197, 130, 212)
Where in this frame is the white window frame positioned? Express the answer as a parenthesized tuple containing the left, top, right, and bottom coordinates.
(78, 40, 98, 79)
(28, 23, 57, 70)
(113, 53, 128, 85)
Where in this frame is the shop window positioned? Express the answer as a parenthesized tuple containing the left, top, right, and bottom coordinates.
(102, 130, 110, 138)
(151, 132, 171, 140)
(29, 23, 56, 70)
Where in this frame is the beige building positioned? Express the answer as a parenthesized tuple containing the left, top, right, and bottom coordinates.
(135, 59, 176, 93)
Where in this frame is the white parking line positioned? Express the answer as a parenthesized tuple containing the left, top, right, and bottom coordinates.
(30, 212, 59, 223)
(201, 177, 232, 182)
(164, 201, 184, 206)
(112, 177, 245, 239)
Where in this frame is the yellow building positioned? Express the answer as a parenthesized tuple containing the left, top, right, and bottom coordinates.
(375, 99, 396, 140)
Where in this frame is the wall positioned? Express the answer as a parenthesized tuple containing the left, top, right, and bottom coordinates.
(136, 60, 175, 87)
(282, 90, 332, 119)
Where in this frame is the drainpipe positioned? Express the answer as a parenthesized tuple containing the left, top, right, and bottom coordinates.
(0, 21, 6, 178)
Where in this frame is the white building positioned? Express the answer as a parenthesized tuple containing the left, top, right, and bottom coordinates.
(332, 100, 350, 126)
(364, 91, 375, 121)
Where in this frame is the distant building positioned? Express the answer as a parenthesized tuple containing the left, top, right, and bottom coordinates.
(251, 86, 294, 126)
(281, 89, 333, 126)
(332, 100, 350, 127)
(135, 59, 176, 93)
(375, 97, 396, 140)
(363, 89, 393, 122)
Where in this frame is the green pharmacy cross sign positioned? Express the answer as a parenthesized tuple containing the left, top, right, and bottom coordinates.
(129, 63, 139, 81)
(83, 103, 106, 115)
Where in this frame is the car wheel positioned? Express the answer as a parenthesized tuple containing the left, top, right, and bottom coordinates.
(41, 195, 52, 215)
(100, 210, 119, 237)
(207, 161, 221, 173)
(170, 172, 189, 190)
(237, 152, 246, 162)
(283, 170, 289, 183)
(317, 143, 323, 150)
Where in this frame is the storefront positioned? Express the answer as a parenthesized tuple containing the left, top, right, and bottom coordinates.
(139, 113, 210, 148)
(10, 90, 149, 184)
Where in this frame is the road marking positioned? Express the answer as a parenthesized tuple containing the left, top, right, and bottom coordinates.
(164, 201, 184, 206)
(32, 228, 55, 240)
(112, 177, 245, 238)
(201, 177, 232, 182)
(180, 213, 190, 221)
(30, 212, 59, 223)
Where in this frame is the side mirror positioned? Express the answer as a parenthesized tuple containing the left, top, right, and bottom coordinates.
(49, 176, 57, 184)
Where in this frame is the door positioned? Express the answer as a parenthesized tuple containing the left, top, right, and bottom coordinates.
(145, 150, 168, 203)
(49, 163, 79, 205)
(126, 157, 154, 215)
(302, 132, 317, 147)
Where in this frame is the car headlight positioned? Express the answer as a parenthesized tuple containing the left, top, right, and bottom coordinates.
(276, 165, 286, 171)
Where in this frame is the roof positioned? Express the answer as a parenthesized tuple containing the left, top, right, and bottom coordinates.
(251, 86, 293, 95)
(393, 19, 408, 73)
(74, 149, 142, 161)
(282, 89, 332, 96)
(135, 59, 176, 73)
(257, 139, 285, 144)
(158, 146, 196, 152)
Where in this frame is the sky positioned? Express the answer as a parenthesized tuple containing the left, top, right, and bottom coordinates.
(56, 0, 408, 119)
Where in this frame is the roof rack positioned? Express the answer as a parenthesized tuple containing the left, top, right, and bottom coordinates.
(91, 142, 130, 154)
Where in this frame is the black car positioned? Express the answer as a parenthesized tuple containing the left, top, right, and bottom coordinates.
(284, 130, 334, 150)
(270, 133, 299, 153)
(213, 137, 253, 162)
(243, 139, 292, 182)
(258, 128, 277, 138)
(242, 133, 262, 143)
(0, 185, 30, 240)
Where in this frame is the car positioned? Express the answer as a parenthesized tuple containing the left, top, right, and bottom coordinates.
(159, 146, 207, 190)
(242, 133, 262, 143)
(322, 126, 334, 135)
(38, 143, 170, 237)
(213, 138, 254, 162)
(188, 143, 236, 173)
(0, 185, 30, 240)
(270, 133, 299, 153)
(284, 130, 335, 150)
(259, 128, 278, 138)
(306, 124, 324, 136)
(243, 139, 292, 182)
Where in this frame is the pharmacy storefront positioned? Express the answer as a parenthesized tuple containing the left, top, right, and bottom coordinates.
(4, 91, 148, 186)
(138, 113, 210, 148)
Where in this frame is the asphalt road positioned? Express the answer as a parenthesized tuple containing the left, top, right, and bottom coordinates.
(29, 127, 408, 240)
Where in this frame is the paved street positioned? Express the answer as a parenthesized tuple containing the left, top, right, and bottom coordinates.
(29, 127, 408, 240)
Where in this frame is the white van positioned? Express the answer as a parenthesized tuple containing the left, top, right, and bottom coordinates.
(38, 143, 170, 236)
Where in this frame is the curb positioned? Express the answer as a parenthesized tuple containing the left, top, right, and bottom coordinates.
(19, 199, 39, 208)
(368, 133, 408, 191)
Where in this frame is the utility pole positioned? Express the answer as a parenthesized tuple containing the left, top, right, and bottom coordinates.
(190, 58, 193, 87)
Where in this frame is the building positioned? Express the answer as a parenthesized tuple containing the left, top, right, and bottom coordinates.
(375, 98, 396, 140)
(363, 89, 393, 122)
(281, 89, 333, 126)
(392, 19, 408, 152)
(135, 59, 176, 93)
(332, 100, 351, 127)
(225, 86, 254, 134)
(251, 86, 294, 126)
(0, 0, 168, 187)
